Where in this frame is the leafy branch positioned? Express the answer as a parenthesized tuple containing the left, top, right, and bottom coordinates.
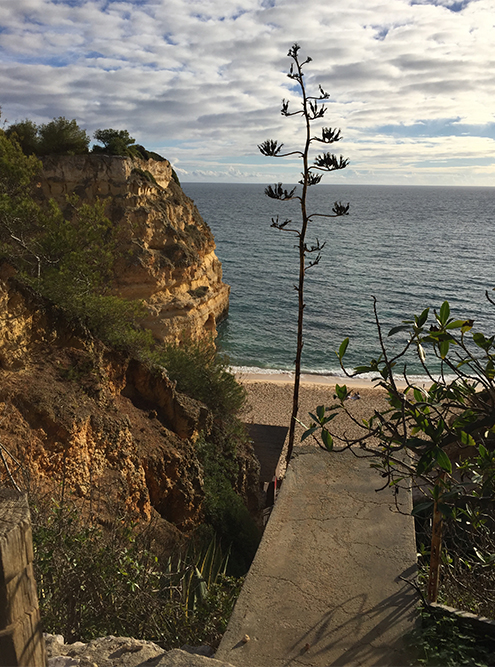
(305, 295, 495, 604)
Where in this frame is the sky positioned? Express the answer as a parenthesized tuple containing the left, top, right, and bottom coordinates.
(1, 0, 494, 185)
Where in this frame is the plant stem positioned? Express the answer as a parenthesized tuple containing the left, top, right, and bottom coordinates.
(286, 52, 310, 465)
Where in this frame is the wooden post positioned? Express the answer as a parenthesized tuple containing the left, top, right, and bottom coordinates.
(0, 488, 46, 667)
(427, 473, 446, 603)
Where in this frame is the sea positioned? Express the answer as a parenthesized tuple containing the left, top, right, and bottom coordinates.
(181, 183, 495, 382)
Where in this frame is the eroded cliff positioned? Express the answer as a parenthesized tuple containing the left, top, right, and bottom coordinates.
(38, 155, 230, 343)
(0, 273, 260, 549)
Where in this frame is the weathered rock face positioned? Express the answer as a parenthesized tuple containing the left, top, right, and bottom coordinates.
(0, 275, 260, 551)
(38, 155, 230, 343)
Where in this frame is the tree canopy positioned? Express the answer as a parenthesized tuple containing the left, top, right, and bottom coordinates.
(5, 116, 90, 156)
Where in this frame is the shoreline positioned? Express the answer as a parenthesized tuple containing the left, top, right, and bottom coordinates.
(235, 370, 412, 390)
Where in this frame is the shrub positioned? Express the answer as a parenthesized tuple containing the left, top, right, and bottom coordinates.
(306, 296, 495, 612)
(5, 119, 40, 156)
(156, 338, 245, 419)
(38, 117, 90, 155)
(406, 605, 495, 666)
(31, 497, 242, 647)
(93, 128, 141, 158)
(156, 340, 260, 574)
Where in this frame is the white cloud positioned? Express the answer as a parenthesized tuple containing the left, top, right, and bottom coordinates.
(0, 0, 494, 183)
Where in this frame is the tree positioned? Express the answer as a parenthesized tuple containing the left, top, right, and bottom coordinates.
(38, 117, 90, 155)
(92, 128, 141, 157)
(258, 43, 349, 463)
(305, 297, 495, 609)
(0, 126, 44, 276)
(5, 119, 40, 156)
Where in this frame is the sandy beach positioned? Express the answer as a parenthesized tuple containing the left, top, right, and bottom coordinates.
(236, 372, 392, 462)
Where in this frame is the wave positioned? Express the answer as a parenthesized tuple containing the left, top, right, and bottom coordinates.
(230, 364, 444, 385)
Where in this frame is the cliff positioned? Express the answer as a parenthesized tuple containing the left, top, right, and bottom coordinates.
(0, 272, 260, 547)
(38, 155, 230, 343)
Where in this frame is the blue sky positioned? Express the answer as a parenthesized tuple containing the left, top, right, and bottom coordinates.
(1, 0, 494, 184)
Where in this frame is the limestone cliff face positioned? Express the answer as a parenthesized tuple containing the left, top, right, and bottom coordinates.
(0, 274, 259, 548)
(38, 155, 230, 343)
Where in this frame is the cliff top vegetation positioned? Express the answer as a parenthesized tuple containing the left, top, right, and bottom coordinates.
(4, 113, 167, 163)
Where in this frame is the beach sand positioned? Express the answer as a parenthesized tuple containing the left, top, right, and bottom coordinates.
(236, 373, 392, 475)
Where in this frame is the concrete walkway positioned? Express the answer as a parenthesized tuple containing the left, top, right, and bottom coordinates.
(216, 447, 418, 667)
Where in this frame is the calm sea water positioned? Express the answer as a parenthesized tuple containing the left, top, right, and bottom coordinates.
(182, 183, 495, 381)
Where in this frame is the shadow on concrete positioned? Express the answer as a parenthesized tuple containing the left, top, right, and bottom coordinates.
(283, 566, 418, 667)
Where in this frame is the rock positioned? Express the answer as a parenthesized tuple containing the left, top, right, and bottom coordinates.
(180, 644, 215, 657)
(45, 635, 238, 667)
(0, 276, 208, 529)
(48, 657, 81, 667)
(38, 155, 230, 343)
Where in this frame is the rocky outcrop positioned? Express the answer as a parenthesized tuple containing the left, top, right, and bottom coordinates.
(0, 275, 259, 546)
(45, 634, 237, 667)
(38, 155, 230, 343)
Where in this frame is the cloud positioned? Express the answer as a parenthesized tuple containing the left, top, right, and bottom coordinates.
(0, 0, 494, 183)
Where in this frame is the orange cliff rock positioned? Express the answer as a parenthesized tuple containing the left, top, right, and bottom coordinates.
(38, 154, 230, 343)
(0, 274, 260, 547)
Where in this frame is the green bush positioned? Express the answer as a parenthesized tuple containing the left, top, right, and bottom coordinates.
(156, 339, 246, 419)
(5, 117, 90, 156)
(32, 498, 242, 647)
(195, 434, 261, 577)
(93, 128, 142, 158)
(5, 119, 40, 156)
(155, 340, 260, 574)
(406, 605, 495, 666)
(38, 117, 90, 155)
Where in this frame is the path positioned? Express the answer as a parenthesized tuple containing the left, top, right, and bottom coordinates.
(216, 445, 418, 667)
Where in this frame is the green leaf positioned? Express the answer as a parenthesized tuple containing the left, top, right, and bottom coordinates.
(439, 339, 450, 359)
(321, 412, 339, 425)
(438, 301, 450, 326)
(406, 437, 429, 450)
(338, 337, 349, 359)
(478, 443, 488, 458)
(413, 387, 425, 403)
(412, 501, 434, 517)
(435, 447, 452, 473)
(335, 384, 348, 401)
(459, 431, 476, 448)
(388, 324, 411, 337)
(473, 332, 487, 349)
(446, 319, 467, 330)
(316, 404, 325, 420)
(301, 426, 318, 442)
(417, 450, 435, 475)
(321, 429, 333, 451)
(416, 308, 430, 327)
